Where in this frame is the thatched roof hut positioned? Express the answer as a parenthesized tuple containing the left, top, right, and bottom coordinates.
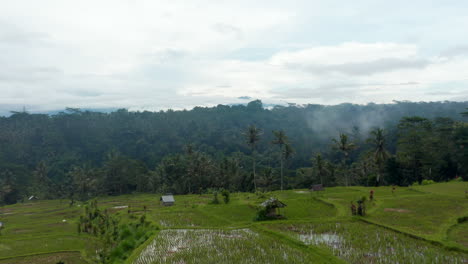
(261, 197, 287, 218)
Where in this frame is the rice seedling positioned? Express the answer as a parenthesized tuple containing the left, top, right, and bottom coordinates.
(267, 221, 468, 264)
(134, 229, 313, 264)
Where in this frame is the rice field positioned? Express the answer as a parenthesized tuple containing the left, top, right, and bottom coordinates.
(1, 182, 467, 263)
(133, 229, 315, 264)
(267, 221, 468, 264)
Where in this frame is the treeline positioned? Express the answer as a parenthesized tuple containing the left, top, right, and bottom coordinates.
(0, 100, 467, 204)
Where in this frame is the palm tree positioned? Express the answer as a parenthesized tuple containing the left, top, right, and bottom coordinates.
(272, 130, 288, 190)
(312, 153, 327, 185)
(367, 128, 390, 186)
(244, 125, 262, 192)
(282, 143, 294, 190)
(332, 133, 357, 186)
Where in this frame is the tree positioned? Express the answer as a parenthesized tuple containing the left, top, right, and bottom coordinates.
(461, 108, 468, 117)
(258, 167, 276, 191)
(332, 133, 357, 186)
(0, 170, 20, 205)
(68, 165, 97, 202)
(272, 130, 289, 190)
(31, 161, 52, 198)
(367, 128, 390, 186)
(397, 117, 432, 184)
(312, 153, 327, 185)
(282, 143, 294, 189)
(244, 125, 262, 192)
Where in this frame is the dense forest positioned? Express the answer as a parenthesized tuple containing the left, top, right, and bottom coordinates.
(0, 100, 467, 205)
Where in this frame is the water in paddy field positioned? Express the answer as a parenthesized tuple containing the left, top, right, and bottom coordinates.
(299, 232, 343, 248)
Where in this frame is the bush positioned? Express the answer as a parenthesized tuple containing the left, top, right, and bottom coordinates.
(221, 190, 230, 204)
(211, 191, 220, 204)
(421, 179, 436, 185)
(254, 207, 269, 221)
(457, 216, 467, 223)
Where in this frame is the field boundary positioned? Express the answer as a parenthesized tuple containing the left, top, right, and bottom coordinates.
(124, 230, 160, 264)
(358, 218, 468, 254)
(252, 224, 347, 264)
(0, 234, 96, 242)
(0, 250, 86, 261)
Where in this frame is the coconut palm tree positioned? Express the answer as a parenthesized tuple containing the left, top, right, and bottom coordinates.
(332, 133, 357, 186)
(244, 125, 262, 192)
(281, 143, 294, 190)
(368, 128, 390, 186)
(272, 130, 288, 190)
(312, 153, 328, 185)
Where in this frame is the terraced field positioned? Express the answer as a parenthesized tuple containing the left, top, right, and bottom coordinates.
(0, 182, 467, 263)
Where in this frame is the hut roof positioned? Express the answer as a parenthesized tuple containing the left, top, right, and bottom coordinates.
(261, 197, 287, 208)
(161, 195, 175, 203)
(310, 184, 324, 191)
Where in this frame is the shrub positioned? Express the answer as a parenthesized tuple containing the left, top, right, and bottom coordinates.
(254, 207, 269, 221)
(212, 191, 220, 204)
(421, 179, 436, 185)
(221, 190, 230, 204)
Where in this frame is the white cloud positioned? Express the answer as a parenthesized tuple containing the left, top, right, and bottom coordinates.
(0, 1, 467, 114)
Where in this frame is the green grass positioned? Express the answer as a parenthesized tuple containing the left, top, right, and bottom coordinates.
(412, 181, 468, 197)
(265, 221, 468, 264)
(448, 221, 468, 249)
(0, 251, 87, 264)
(366, 194, 467, 240)
(1, 182, 467, 263)
(0, 236, 97, 259)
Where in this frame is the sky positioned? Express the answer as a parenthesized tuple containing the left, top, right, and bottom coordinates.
(1, 0, 467, 114)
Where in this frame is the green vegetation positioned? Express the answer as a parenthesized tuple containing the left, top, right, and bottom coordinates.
(267, 221, 466, 264)
(0, 101, 467, 263)
(0, 252, 87, 264)
(1, 183, 466, 263)
(1, 101, 468, 206)
(133, 229, 317, 264)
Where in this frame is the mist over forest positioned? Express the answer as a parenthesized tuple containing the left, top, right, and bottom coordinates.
(0, 100, 467, 204)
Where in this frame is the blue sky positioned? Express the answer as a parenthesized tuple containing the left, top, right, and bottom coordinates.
(0, 0, 467, 114)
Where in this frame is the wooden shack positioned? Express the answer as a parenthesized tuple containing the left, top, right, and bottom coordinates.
(310, 184, 324, 192)
(261, 197, 287, 218)
(160, 194, 175, 206)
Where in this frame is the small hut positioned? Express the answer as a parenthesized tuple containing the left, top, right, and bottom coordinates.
(160, 194, 175, 206)
(260, 197, 287, 218)
(310, 184, 324, 192)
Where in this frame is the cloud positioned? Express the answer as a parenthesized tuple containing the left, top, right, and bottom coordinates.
(0, 20, 50, 45)
(270, 42, 430, 76)
(212, 23, 243, 39)
(440, 45, 468, 58)
(0, 1, 467, 114)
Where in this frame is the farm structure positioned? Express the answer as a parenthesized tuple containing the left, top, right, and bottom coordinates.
(160, 194, 175, 206)
(261, 197, 287, 218)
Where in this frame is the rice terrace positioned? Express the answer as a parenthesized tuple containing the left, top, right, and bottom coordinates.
(0, 181, 467, 263)
(1, 1, 468, 263)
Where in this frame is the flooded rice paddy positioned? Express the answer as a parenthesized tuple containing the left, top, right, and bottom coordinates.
(269, 222, 468, 264)
(134, 229, 312, 264)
